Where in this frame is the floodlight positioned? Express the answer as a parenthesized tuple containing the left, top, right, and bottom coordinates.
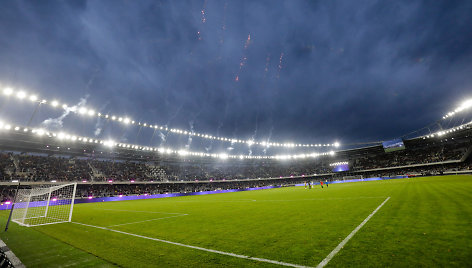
(29, 95, 38, 102)
(104, 140, 115, 147)
(178, 150, 188, 156)
(219, 153, 228, 159)
(51, 100, 59, 107)
(16, 91, 26, 99)
(460, 99, 472, 109)
(3, 88, 13, 95)
(4, 124, 11, 130)
(123, 118, 130, 124)
(36, 129, 45, 136)
(62, 104, 68, 109)
(334, 142, 340, 147)
(87, 109, 95, 116)
(79, 107, 87, 114)
(246, 140, 254, 146)
(14, 126, 19, 131)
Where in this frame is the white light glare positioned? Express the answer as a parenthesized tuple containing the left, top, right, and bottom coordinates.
(444, 98, 472, 119)
(104, 140, 115, 147)
(51, 100, 59, 107)
(3, 88, 13, 95)
(178, 150, 188, 156)
(29, 95, 38, 102)
(329, 162, 348, 166)
(36, 129, 45, 136)
(460, 99, 472, 110)
(16, 91, 26, 99)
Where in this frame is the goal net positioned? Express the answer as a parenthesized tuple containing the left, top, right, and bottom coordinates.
(11, 183, 77, 227)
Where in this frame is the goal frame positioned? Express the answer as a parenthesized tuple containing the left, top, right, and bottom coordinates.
(10, 183, 77, 227)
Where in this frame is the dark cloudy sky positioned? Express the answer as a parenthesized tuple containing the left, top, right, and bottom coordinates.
(0, 0, 471, 155)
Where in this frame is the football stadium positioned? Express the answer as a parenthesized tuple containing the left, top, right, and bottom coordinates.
(0, 1, 472, 267)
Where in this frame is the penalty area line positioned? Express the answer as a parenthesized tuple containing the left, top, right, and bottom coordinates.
(316, 196, 391, 268)
(72, 221, 313, 268)
(107, 214, 189, 227)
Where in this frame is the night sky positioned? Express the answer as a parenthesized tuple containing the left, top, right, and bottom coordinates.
(0, 0, 471, 155)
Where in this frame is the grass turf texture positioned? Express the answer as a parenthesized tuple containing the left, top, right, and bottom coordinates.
(0, 175, 471, 267)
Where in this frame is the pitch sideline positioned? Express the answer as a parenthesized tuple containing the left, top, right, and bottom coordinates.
(316, 196, 391, 268)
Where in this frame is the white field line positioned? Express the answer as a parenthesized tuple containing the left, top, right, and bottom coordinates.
(72, 221, 313, 268)
(316, 196, 391, 268)
(170, 196, 387, 203)
(96, 208, 185, 215)
(107, 214, 189, 227)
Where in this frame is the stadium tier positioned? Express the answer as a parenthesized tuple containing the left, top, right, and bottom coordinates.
(0, 126, 471, 201)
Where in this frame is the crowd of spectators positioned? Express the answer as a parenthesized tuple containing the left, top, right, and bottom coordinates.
(0, 138, 469, 184)
(0, 134, 470, 202)
(12, 155, 91, 182)
(351, 142, 467, 171)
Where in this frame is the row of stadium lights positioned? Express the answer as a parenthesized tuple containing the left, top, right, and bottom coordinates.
(0, 120, 336, 160)
(0, 86, 340, 148)
(423, 122, 471, 139)
(442, 99, 472, 119)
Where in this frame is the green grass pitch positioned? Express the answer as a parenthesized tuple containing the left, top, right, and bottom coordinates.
(1, 175, 471, 267)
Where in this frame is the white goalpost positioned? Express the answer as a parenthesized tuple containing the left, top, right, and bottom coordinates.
(11, 183, 77, 227)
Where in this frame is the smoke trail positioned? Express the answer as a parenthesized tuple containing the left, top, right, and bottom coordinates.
(158, 129, 167, 147)
(185, 121, 194, 149)
(41, 96, 89, 130)
(205, 144, 212, 152)
(94, 119, 102, 136)
(93, 102, 109, 137)
(262, 126, 274, 155)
